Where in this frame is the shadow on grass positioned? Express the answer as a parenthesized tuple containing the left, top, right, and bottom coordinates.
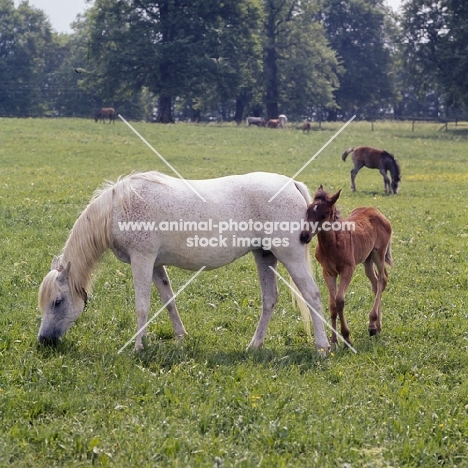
(34, 331, 379, 371)
(35, 338, 81, 357)
(133, 335, 362, 372)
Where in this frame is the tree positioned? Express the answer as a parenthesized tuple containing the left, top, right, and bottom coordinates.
(85, 0, 261, 123)
(401, 0, 468, 114)
(258, 0, 340, 121)
(0, 0, 53, 116)
(278, 5, 341, 119)
(317, 0, 394, 119)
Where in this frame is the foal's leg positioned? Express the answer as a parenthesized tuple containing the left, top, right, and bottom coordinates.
(379, 167, 391, 194)
(130, 253, 156, 351)
(364, 257, 379, 335)
(247, 250, 278, 350)
(367, 250, 389, 335)
(334, 268, 353, 344)
(350, 161, 364, 192)
(322, 271, 339, 345)
(152, 266, 187, 339)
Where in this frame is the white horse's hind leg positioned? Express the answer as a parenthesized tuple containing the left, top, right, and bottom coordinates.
(152, 266, 187, 339)
(131, 254, 155, 351)
(282, 260, 330, 351)
(247, 250, 278, 350)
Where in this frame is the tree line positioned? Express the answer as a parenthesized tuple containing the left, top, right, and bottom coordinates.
(1, 0, 467, 122)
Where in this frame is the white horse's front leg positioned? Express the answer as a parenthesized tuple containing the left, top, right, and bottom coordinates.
(131, 254, 155, 351)
(247, 250, 278, 350)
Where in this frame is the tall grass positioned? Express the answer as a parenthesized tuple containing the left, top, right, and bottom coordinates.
(0, 118, 467, 466)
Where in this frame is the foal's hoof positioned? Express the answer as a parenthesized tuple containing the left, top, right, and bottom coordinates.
(369, 328, 379, 337)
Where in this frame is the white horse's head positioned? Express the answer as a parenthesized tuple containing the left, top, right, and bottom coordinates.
(38, 257, 87, 345)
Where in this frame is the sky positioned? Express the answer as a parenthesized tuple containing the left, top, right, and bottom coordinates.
(16, 0, 404, 34)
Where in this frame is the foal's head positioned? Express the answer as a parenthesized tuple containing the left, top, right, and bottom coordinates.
(300, 186, 341, 243)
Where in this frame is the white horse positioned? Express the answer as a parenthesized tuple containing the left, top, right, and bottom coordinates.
(38, 171, 330, 352)
(278, 114, 287, 129)
(246, 117, 266, 127)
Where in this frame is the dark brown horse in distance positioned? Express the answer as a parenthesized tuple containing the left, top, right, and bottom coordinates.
(95, 107, 116, 123)
(342, 146, 401, 194)
(301, 186, 393, 346)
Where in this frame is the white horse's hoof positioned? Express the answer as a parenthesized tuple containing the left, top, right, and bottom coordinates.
(246, 341, 264, 351)
(175, 332, 188, 341)
(317, 347, 330, 358)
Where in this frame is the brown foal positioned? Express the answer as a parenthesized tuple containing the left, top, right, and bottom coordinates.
(302, 186, 393, 346)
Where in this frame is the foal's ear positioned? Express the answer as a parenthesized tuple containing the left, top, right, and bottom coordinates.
(330, 189, 342, 205)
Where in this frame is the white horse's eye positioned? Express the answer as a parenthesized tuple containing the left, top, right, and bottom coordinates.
(54, 298, 62, 307)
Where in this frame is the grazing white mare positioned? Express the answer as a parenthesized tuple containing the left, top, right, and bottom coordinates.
(278, 114, 287, 129)
(38, 171, 329, 352)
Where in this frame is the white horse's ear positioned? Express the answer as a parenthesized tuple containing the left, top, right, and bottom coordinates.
(51, 256, 61, 270)
(57, 262, 71, 282)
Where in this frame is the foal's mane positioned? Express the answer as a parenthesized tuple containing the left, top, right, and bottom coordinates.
(313, 191, 341, 221)
(382, 152, 401, 182)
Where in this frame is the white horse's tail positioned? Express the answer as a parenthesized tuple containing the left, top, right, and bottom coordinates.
(289, 249, 313, 343)
(290, 181, 314, 343)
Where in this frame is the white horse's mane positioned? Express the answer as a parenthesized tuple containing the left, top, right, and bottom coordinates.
(92, 170, 169, 201)
(52, 171, 168, 302)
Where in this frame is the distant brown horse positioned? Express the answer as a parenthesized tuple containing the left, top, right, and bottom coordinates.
(302, 122, 311, 133)
(95, 107, 115, 123)
(267, 119, 279, 128)
(342, 146, 401, 194)
(301, 186, 393, 345)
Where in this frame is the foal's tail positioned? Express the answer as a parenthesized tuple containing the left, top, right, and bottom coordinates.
(342, 147, 354, 161)
(385, 241, 393, 268)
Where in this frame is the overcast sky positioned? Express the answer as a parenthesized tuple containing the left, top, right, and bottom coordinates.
(16, 0, 404, 34)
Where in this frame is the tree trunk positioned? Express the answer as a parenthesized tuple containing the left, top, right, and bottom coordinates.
(155, 95, 174, 123)
(264, 44, 279, 121)
(234, 94, 246, 124)
(234, 99, 244, 125)
(327, 108, 337, 121)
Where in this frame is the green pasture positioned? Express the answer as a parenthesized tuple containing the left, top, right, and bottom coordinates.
(1, 118, 467, 467)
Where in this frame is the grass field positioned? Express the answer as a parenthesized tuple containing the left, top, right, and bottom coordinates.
(1, 118, 467, 467)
